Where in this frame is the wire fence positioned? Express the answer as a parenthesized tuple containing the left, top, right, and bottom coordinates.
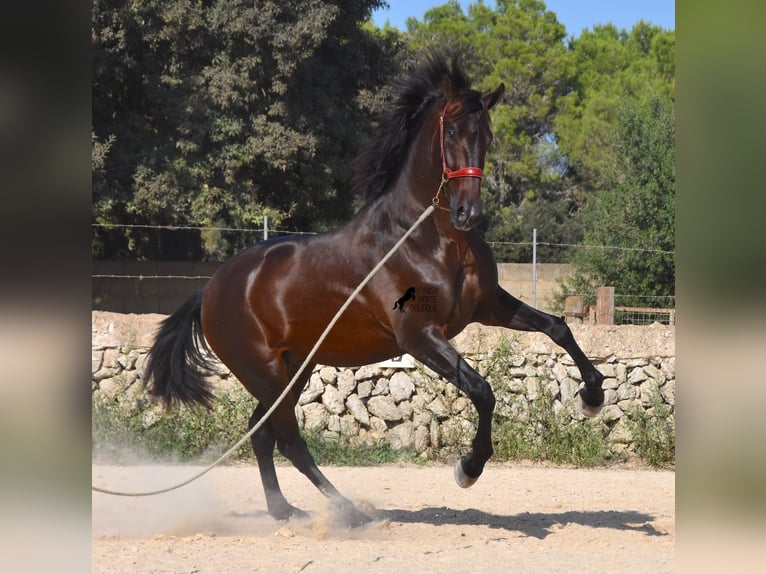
(486, 240, 675, 262)
(616, 306, 675, 326)
(92, 222, 675, 325)
(561, 293, 676, 326)
(93, 222, 674, 256)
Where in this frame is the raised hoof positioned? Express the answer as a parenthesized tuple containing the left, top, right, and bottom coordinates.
(454, 460, 479, 489)
(576, 390, 604, 418)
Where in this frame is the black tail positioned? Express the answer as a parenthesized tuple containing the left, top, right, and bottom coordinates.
(143, 289, 216, 409)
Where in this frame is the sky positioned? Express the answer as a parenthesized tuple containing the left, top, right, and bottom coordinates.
(372, 0, 675, 37)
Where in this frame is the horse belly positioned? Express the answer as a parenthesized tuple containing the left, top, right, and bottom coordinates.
(286, 305, 401, 367)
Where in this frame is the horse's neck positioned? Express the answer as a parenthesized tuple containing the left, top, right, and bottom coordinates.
(346, 118, 463, 245)
(382, 143, 444, 225)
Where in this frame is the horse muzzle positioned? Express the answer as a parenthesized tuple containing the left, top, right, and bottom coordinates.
(443, 165, 484, 231)
(450, 197, 481, 230)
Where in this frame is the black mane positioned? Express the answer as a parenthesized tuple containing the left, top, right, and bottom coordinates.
(352, 51, 480, 202)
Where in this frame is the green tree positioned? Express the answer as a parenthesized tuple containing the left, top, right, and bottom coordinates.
(558, 96, 675, 305)
(92, 0, 393, 260)
(555, 22, 675, 192)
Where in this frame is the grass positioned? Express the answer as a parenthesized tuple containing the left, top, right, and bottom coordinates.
(92, 387, 420, 466)
(624, 392, 675, 468)
(92, 387, 258, 463)
(490, 388, 620, 467)
(299, 431, 421, 466)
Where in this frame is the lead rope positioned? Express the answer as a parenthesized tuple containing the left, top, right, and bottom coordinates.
(431, 174, 451, 212)
(92, 203, 436, 497)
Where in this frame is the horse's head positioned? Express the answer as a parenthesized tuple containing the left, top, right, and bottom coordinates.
(351, 52, 505, 229)
(438, 83, 505, 231)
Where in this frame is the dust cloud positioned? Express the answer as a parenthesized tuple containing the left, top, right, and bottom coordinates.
(92, 451, 387, 541)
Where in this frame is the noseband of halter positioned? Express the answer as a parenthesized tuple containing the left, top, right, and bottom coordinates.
(439, 106, 484, 180)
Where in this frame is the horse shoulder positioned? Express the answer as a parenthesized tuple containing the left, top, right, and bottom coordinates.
(463, 234, 499, 291)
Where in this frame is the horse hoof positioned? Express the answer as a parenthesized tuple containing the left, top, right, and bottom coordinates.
(350, 511, 374, 528)
(270, 504, 310, 522)
(333, 499, 374, 528)
(576, 391, 603, 418)
(454, 460, 479, 489)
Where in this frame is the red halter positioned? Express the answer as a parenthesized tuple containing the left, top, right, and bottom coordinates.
(439, 109, 484, 180)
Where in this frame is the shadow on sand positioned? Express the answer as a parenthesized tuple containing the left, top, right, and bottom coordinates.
(378, 507, 666, 540)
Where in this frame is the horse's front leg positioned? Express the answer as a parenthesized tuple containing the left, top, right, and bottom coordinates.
(475, 287, 605, 416)
(401, 326, 496, 488)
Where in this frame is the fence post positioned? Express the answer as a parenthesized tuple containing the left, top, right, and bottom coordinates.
(532, 228, 537, 308)
(263, 215, 268, 241)
(596, 286, 615, 325)
(564, 295, 584, 324)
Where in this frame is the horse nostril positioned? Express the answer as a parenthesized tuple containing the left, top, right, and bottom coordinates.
(451, 204, 478, 229)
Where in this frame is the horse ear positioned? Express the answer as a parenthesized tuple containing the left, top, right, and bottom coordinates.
(484, 83, 505, 110)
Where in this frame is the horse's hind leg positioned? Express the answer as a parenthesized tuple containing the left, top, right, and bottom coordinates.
(249, 404, 308, 521)
(269, 398, 373, 527)
(236, 353, 371, 527)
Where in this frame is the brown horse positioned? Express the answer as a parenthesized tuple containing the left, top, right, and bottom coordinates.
(144, 52, 604, 527)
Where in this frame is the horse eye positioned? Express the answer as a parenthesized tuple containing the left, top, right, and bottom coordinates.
(447, 127, 456, 138)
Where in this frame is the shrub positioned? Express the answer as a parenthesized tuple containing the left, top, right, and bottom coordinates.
(624, 393, 675, 468)
(491, 387, 620, 467)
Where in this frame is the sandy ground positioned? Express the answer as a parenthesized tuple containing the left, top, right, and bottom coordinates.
(92, 463, 674, 573)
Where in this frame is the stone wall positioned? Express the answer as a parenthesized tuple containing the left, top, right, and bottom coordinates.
(92, 312, 675, 457)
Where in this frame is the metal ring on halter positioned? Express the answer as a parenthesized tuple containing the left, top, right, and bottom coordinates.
(432, 174, 451, 211)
